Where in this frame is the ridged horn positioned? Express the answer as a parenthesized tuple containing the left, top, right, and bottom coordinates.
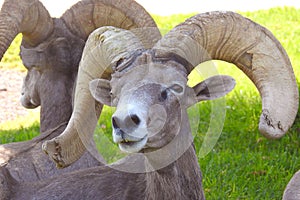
(42, 27, 145, 168)
(153, 11, 298, 139)
(0, 0, 53, 59)
(43, 0, 161, 168)
(61, 0, 161, 48)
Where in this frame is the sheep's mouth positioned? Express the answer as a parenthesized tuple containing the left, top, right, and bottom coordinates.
(117, 136, 147, 153)
(20, 95, 40, 109)
(120, 140, 137, 145)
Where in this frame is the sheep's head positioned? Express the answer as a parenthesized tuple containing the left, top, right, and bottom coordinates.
(20, 29, 77, 109)
(43, 11, 298, 168)
(90, 51, 235, 153)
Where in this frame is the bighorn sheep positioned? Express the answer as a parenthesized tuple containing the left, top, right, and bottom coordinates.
(39, 11, 299, 199)
(42, 12, 299, 168)
(0, 0, 160, 197)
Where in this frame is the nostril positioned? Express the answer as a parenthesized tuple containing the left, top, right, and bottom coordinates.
(130, 114, 141, 126)
(112, 117, 119, 129)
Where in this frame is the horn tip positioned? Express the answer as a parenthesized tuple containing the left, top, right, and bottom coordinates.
(42, 139, 68, 168)
(258, 115, 286, 139)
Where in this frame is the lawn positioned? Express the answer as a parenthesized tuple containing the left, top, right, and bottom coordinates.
(1, 6, 300, 199)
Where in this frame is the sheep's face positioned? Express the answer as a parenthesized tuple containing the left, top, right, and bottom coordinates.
(20, 37, 73, 108)
(90, 52, 236, 153)
(92, 64, 187, 153)
(19, 19, 85, 110)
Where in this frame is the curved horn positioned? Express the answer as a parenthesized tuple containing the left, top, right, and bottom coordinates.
(0, 0, 53, 59)
(61, 0, 161, 48)
(43, 0, 161, 168)
(153, 11, 298, 139)
(43, 27, 145, 168)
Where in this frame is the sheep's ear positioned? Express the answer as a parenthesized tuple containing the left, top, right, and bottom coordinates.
(89, 79, 114, 106)
(186, 75, 236, 107)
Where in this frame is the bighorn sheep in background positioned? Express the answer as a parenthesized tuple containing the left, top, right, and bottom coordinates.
(36, 11, 298, 199)
(0, 0, 160, 132)
(0, 0, 160, 198)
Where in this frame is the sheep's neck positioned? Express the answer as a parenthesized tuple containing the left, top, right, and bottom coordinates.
(39, 77, 73, 133)
(40, 100, 72, 133)
(144, 111, 205, 200)
(145, 144, 205, 200)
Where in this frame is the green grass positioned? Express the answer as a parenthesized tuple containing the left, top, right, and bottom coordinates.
(0, 34, 25, 71)
(1, 7, 300, 199)
(0, 122, 40, 144)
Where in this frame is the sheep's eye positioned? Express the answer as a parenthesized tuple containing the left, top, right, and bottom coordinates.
(169, 84, 184, 94)
(159, 89, 168, 101)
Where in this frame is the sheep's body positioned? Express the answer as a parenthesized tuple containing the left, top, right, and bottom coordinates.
(5, 136, 204, 200)
(0, 124, 100, 181)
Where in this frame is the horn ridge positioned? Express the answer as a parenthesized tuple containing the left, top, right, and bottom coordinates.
(62, 0, 160, 43)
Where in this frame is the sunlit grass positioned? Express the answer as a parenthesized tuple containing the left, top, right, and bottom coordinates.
(0, 111, 40, 130)
(0, 34, 25, 71)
